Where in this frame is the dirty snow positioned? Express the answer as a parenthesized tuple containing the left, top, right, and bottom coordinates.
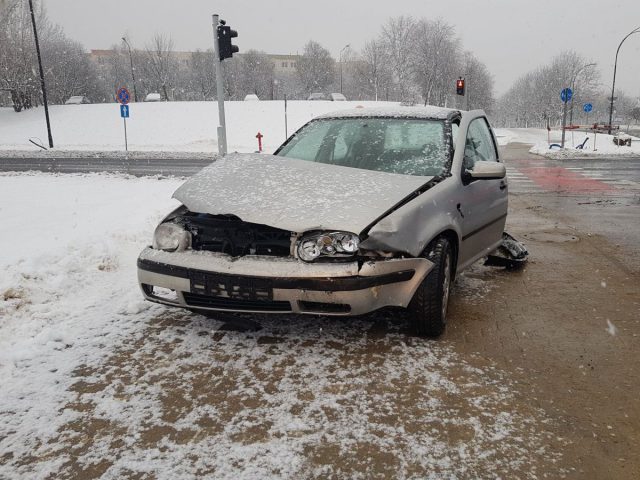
(0, 172, 565, 478)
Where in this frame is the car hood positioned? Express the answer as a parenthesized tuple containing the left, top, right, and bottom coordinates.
(173, 153, 432, 234)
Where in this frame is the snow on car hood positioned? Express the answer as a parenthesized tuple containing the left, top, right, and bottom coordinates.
(173, 153, 432, 234)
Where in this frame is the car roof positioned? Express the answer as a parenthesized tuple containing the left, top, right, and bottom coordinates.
(317, 104, 461, 121)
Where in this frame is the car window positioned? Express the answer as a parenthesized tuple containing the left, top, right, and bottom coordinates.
(464, 118, 497, 170)
(282, 121, 333, 161)
(278, 118, 449, 177)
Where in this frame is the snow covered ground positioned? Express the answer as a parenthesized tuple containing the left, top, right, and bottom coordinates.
(0, 101, 386, 154)
(495, 127, 640, 158)
(0, 172, 563, 478)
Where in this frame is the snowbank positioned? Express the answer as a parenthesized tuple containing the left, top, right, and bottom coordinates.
(0, 101, 388, 154)
(495, 128, 640, 158)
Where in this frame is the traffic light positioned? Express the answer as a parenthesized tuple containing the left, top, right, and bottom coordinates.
(217, 23, 239, 61)
(456, 77, 465, 96)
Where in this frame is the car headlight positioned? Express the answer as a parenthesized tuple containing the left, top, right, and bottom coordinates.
(297, 232, 360, 262)
(152, 223, 191, 252)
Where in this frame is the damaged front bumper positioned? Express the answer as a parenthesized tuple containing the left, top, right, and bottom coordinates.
(137, 247, 433, 316)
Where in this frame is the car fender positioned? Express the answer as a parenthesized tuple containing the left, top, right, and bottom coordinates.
(360, 179, 463, 258)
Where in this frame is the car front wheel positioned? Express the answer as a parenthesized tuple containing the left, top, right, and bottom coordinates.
(408, 237, 453, 337)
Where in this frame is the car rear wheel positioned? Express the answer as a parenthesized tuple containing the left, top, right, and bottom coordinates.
(408, 237, 453, 337)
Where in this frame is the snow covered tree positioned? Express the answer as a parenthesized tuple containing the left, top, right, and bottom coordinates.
(141, 33, 176, 101)
(185, 49, 215, 100)
(496, 51, 599, 127)
(0, 0, 40, 111)
(237, 50, 275, 99)
(379, 16, 417, 101)
(295, 40, 335, 96)
(411, 18, 460, 107)
(459, 51, 495, 113)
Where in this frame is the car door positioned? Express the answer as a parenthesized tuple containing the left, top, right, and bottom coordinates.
(457, 117, 508, 268)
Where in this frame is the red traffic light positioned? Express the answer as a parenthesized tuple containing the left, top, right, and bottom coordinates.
(456, 78, 465, 96)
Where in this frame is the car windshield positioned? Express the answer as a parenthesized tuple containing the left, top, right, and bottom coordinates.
(276, 117, 449, 176)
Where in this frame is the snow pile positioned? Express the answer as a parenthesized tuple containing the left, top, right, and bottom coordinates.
(495, 128, 640, 157)
(0, 101, 389, 154)
(0, 172, 565, 479)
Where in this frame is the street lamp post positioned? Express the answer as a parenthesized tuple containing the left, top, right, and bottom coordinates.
(28, 0, 53, 148)
(121, 37, 138, 102)
(569, 62, 596, 128)
(608, 27, 640, 134)
(339, 44, 350, 94)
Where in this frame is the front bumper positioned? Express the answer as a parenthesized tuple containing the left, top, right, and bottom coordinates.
(137, 247, 433, 316)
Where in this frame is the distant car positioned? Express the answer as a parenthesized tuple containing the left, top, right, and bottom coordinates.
(138, 105, 508, 337)
(329, 93, 347, 101)
(144, 93, 162, 102)
(64, 95, 90, 105)
(307, 93, 327, 101)
(244, 94, 260, 101)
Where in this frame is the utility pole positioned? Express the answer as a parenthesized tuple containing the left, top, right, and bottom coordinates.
(121, 37, 138, 102)
(212, 14, 227, 156)
(28, 0, 53, 148)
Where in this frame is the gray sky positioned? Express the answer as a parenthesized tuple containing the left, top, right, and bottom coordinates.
(47, 0, 640, 98)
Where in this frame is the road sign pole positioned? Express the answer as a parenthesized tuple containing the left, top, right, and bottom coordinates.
(212, 14, 227, 157)
(123, 117, 128, 152)
(561, 99, 568, 148)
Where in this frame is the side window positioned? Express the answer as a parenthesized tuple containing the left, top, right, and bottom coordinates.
(464, 118, 497, 171)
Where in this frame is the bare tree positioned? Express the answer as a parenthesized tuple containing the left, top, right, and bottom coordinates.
(379, 15, 417, 101)
(186, 49, 215, 100)
(0, 0, 39, 111)
(237, 50, 274, 99)
(142, 33, 175, 100)
(496, 51, 600, 127)
(411, 18, 460, 107)
(295, 40, 335, 96)
(460, 51, 495, 113)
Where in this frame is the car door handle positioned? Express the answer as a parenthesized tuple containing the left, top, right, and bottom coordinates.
(499, 182, 507, 190)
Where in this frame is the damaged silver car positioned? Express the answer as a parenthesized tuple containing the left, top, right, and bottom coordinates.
(137, 106, 508, 336)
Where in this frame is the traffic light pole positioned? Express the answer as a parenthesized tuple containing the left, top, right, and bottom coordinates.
(212, 14, 227, 157)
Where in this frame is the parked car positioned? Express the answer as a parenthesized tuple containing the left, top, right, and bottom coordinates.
(329, 93, 347, 101)
(138, 106, 507, 336)
(144, 93, 162, 102)
(244, 94, 260, 101)
(64, 95, 90, 105)
(307, 92, 327, 101)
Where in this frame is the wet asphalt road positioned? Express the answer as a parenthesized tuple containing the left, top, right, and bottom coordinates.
(0, 155, 213, 177)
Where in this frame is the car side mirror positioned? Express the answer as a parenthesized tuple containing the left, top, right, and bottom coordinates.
(468, 160, 506, 180)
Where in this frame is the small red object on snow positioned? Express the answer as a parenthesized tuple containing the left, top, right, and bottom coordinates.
(256, 132, 263, 152)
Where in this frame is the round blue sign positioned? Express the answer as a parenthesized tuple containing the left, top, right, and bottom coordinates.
(117, 87, 130, 105)
(560, 88, 573, 103)
(583, 103, 593, 113)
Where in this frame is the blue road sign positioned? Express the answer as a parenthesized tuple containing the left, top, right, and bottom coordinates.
(117, 87, 130, 105)
(560, 87, 573, 103)
(120, 104, 129, 118)
(583, 103, 593, 113)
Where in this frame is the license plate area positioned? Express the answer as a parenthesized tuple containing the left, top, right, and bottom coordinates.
(189, 271, 273, 301)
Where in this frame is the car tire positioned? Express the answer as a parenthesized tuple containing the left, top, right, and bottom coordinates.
(408, 237, 453, 337)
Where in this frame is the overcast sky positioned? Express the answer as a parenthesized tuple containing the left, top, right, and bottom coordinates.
(46, 0, 640, 98)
